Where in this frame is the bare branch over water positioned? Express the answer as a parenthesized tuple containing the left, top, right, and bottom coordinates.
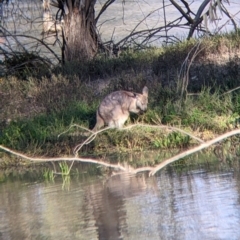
(1, 125, 239, 176)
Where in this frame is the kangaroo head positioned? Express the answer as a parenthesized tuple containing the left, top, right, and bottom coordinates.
(136, 86, 148, 112)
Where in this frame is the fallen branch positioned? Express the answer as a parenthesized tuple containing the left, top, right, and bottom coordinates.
(73, 126, 112, 155)
(0, 145, 128, 172)
(58, 123, 204, 156)
(1, 127, 239, 177)
(149, 129, 240, 176)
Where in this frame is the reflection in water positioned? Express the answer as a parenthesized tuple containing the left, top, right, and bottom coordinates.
(0, 163, 240, 240)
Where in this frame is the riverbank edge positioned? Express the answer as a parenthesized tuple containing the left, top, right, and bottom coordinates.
(0, 32, 240, 170)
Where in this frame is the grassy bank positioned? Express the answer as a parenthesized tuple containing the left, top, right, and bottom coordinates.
(0, 32, 240, 169)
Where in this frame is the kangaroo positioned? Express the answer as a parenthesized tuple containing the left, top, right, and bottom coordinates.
(92, 86, 148, 131)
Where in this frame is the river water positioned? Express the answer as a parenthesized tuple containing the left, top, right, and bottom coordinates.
(1, 159, 240, 240)
(0, 0, 240, 64)
(1, 0, 240, 52)
(1, 1, 240, 239)
(96, 0, 240, 44)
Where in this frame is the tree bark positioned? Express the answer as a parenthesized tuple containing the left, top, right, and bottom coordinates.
(62, 0, 98, 61)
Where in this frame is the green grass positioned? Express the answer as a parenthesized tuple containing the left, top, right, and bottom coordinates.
(43, 168, 55, 182)
(153, 31, 240, 92)
(0, 101, 96, 154)
(53, 47, 160, 79)
(0, 83, 239, 158)
(1, 31, 240, 169)
(59, 161, 70, 175)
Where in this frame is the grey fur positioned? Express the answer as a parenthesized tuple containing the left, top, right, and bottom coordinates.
(92, 86, 148, 131)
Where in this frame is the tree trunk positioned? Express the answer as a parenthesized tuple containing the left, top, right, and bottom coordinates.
(63, 0, 98, 61)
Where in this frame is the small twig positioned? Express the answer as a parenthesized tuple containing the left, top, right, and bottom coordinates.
(122, 123, 205, 143)
(221, 86, 240, 95)
(73, 126, 112, 155)
(178, 41, 204, 98)
(0, 26, 61, 63)
(57, 124, 93, 138)
(66, 159, 75, 175)
(95, 0, 115, 24)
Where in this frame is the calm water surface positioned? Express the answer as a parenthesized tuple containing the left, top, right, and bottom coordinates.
(1, 0, 240, 63)
(1, 161, 240, 240)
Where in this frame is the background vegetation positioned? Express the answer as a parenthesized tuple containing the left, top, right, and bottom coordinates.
(0, 32, 240, 169)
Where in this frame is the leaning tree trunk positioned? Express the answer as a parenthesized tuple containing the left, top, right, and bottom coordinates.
(62, 0, 98, 62)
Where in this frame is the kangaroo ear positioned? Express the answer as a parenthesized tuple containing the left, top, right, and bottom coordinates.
(142, 86, 148, 96)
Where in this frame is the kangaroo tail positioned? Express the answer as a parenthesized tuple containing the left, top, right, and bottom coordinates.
(92, 109, 104, 131)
